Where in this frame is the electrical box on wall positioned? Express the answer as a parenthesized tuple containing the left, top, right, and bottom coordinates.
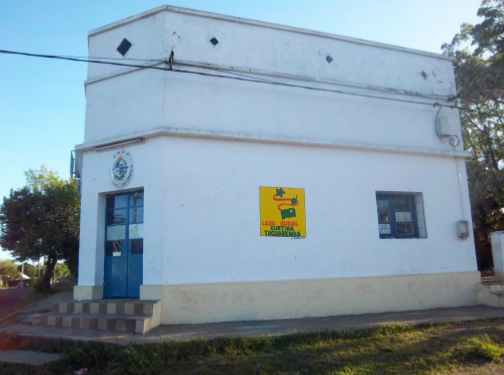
(436, 115, 452, 136)
(456, 220, 470, 239)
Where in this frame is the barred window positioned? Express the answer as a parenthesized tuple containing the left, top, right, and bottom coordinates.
(376, 192, 427, 239)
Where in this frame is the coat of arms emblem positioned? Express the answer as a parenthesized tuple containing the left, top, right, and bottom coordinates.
(110, 150, 134, 188)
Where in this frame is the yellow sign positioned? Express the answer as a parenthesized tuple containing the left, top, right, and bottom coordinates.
(260, 186, 306, 238)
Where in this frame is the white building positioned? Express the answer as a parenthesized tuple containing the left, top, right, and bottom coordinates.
(74, 6, 479, 326)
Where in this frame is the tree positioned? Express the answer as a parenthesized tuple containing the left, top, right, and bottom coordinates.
(0, 260, 19, 280)
(0, 166, 80, 291)
(443, 0, 504, 270)
(53, 262, 71, 282)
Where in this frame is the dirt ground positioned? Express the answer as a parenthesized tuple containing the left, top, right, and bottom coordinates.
(0, 287, 32, 324)
(0, 288, 72, 326)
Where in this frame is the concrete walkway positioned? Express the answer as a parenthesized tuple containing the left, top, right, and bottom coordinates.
(1, 305, 504, 346)
(0, 350, 61, 366)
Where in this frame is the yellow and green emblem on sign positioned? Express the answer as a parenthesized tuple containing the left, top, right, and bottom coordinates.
(260, 187, 306, 238)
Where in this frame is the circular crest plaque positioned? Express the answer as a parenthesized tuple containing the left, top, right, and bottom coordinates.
(110, 150, 134, 188)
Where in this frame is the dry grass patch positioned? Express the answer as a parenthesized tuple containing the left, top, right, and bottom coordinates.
(1, 319, 504, 374)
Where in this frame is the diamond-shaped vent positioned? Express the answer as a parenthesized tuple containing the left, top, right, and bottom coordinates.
(210, 37, 219, 46)
(117, 38, 132, 56)
(326, 55, 333, 63)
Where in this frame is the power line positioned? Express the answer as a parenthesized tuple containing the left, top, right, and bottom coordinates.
(70, 55, 166, 63)
(0, 48, 471, 112)
(171, 67, 461, 110)
(0, 49, 169, 71)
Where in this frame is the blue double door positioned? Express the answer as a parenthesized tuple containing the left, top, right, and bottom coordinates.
(104, 191, 144, 298)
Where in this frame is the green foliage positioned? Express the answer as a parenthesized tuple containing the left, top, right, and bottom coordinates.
(460, 334, 504, 361)
(53, 263, 71, 282)
(60, 341, 118, 372)
(443, 0, 504, 270)
(0, 260, 19, 280)
(0, 166, 80, 291)
(114, 345, 159, 375)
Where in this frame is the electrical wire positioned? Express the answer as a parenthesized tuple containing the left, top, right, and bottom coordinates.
(0, 48, 471, 112)
(2, 51, 440, 98)
(0, 49, 170, 71)
(171, 67, 462, 110)
(4, 48, 468, 149)
(70, 55, 166, 63)
(434, 105, 444, 141)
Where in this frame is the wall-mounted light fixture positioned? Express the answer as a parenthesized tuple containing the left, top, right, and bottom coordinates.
(95, 138, 144, 152)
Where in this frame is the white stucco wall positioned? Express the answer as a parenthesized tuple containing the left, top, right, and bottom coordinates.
(160, 137, 476, 284)
(83, 6, 460, 153)
(78, 138, 168, 287)
(77, 135, 477, 288)
(87, 6, 455, 97)
(76, 6, 477, 313)
(85, 68, 463, 155)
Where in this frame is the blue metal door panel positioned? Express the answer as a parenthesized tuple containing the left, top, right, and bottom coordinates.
(104, 241, 128, 298)
(127, 252, 143, 298)
(104, 191, 144, 299)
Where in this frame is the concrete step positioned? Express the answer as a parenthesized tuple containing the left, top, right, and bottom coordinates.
(475, 283, 504, 308)
(28, 300, 162, 334)
(28, 312, 155, 334)
(51, 300, 158, 317)
(489, 284, 504, 294)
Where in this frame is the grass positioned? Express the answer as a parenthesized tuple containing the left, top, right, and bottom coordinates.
(459, 334, 504, 361)
(2, 319, 504, 374)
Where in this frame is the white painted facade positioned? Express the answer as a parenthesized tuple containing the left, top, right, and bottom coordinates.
(75, 6, 479, 324)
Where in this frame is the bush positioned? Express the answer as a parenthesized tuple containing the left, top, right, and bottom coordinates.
(31, 279, 45, 293)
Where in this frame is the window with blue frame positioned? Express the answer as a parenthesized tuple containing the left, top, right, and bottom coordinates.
(376, 192, 427, 239)
(105, 191, 144, 256)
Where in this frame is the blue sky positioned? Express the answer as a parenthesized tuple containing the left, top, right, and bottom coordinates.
(0, 0, 482, 260)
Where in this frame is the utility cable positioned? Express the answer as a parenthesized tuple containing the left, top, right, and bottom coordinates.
(0, 49, 170, 71)
(0, 49, 474, 113)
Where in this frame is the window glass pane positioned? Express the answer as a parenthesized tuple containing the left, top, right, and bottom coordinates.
(397, 222, 414, 235)
(394, 200, 411, 211)
(376, 192, 425, 239)
(377, 200, 388, 209)
(129, 207, 144, 223)
(379, 224, 391, 234)
(115, 194, 127, 208)
(106, 241, 122, 257)
(106, 195, 114, 209)
(378, 211, 390, 223)
(129, 223, 144, 239)
(395, 212, 412, 222)
(131, 239, 143, 255)
(107, 194, 127, 209)
(107, 225, 126, 240)
(130, 191, 144, 207)
(107, 209, 126, 225)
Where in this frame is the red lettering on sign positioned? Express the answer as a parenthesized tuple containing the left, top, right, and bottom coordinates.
(262, 221, 275, 226)
(280, 221, 298, 226)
